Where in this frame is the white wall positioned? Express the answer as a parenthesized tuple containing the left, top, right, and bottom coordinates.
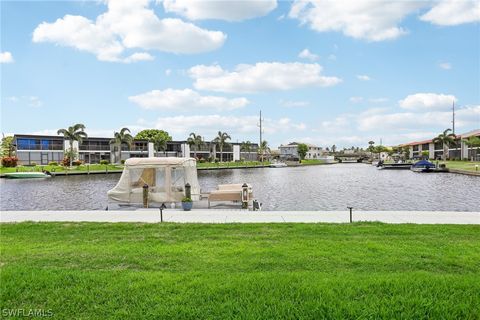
(233, 145, 240, 161)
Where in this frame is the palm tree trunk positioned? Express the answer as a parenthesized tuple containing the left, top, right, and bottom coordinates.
(220, 145, 223, 162)
(70, 141, 73, 167)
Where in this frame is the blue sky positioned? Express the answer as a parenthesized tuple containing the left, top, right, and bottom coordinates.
(1, 0, 479, 148)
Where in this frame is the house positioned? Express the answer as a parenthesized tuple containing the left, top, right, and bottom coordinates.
(279, 142, 325, 160)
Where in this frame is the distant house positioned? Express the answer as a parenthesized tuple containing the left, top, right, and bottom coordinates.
(279, 142, 324, 160)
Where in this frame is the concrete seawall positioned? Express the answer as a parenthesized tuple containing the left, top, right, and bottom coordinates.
(1, 210, 479, 224)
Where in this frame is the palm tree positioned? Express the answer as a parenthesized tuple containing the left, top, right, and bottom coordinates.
(57, 123, 87, 167)
(154, 137, 168, 157)
(258, 140, 271, 162)
(464, 136, 480, 161)
(187, 133, 204, 159)
(433, 129, 456, 161)
(213, 131, 231, 162)
(241, 140, 252, 161)
(110, 128, 133, 164)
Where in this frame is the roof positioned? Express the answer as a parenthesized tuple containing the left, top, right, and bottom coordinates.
(458, 129, 480, 138)
(125, 157, 196, 167)
(281, 142, 319, 148)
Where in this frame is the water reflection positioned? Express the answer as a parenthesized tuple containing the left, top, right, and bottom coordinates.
(1, 164, 479, 211)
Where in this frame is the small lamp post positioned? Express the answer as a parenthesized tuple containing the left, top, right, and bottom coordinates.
(143, 184, 149, 208)
(347, 206, 353, 223)
(241, 183, 249, 209)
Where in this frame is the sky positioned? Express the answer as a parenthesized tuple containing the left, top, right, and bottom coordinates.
(1, 0, 479, 149)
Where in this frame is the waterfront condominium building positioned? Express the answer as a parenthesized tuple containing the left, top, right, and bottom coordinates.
(13, 134, 259, 165)
(400, 129, 480, 161)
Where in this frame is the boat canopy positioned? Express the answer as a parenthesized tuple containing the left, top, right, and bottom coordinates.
(107, 157, 200, 204)
(412, 160, 435, 168)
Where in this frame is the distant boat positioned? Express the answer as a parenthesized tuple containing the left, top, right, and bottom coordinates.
(377, 161, 412, 170)
(4, 172, 51, 179)
(270, 161, 287, 168)
(411, 160, 437, 173)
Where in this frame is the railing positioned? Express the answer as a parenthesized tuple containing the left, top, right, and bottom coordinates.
(17, 144, 63, 151)
(79, 145, 110, 151)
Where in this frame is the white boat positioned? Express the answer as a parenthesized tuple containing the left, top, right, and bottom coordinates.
(107, 157, 201, 205)
(4, 172, 51, 179)
(269, 161, 287, 168)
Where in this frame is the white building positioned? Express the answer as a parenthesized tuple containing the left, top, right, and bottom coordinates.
(279, 142, 324, 160)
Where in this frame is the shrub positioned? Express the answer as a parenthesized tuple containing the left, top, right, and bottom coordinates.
(181, 197, 192, 202)
(214, 158, 219, 163)
(1, 156, 18, 167)
(30, 162, 37, 166)
(99, 160, 109, 165)
(61, 158, 70, 166)
(48, 161, 58, 166)
(198, 158, 206, 163)
(72, 160, 83, 166)
(121, 159, 126, 165)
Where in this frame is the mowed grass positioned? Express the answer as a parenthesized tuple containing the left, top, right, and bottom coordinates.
(442, 161, 480, 172)
(1, 223, 479, 319)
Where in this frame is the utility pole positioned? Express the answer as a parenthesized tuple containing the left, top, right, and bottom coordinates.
(452, 100, 456, 135)
(258, 110, 263, 146)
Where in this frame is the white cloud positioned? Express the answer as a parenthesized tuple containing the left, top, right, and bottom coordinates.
(357, 105, 480, 132)
(32, 0, 226, 62)
(148, 115, 306, 139)
(279, 99, 310, 107)
(420, 0, 480, 26)
(163, 0, 277, 21)
(188, 62, 341, 93)
(165, 69, 172, 76)
(128, 88, 249, 111)
(439, 62, 452, 70)
(349, 96, 363, 103)
(0, 51, 14, 63)
(289, 0, 425, 41)
(298, 48, 319, 61)
(399, 93, 457, 111)
(5, 96, 42, 107)
(356, 75, 371, 81)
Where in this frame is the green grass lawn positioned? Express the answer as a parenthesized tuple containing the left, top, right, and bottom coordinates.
(300, 159, 328, 165)
(0, 161, 270, 174)
(1, 223, 479, 319)
(196, 161, 269, 169)
(0, 164, 123, 174)
(441, 161, 480, 172)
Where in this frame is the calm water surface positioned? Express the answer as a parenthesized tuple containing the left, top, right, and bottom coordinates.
(1, 164, 479, 211)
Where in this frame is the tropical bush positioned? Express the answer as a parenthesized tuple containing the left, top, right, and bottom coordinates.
(72, 160, 83, 166)
(121, 159, 126, 165)
(99, 160, 109, 165)
(48, 161, 58, 166)
(1, 156, 18, 167)
(30, 162, 37, 166)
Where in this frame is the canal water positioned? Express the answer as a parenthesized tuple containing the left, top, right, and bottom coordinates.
(1, 164, 479, 211)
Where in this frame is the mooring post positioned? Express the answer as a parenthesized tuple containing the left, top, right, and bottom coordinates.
(242, 183, 249, 209)
(347, 207, 353, 223)
(143, 184, 149, 208)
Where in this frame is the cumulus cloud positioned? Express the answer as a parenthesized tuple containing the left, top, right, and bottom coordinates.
(298, 48, 319, 61)
(128, 88, 249, 111)
(439, 62, 452, 70)
(289, 0, 425, 41)
(147, 115, 306, 139)
(0, 51, 14, 63)
(399, 93, 457, 111)
(420, 0, 480, 26)
(356, 75, 371, 81)
(188, 62, 341, 93)
(32, 0, 226, 62)
(163, 0, 277, 21)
